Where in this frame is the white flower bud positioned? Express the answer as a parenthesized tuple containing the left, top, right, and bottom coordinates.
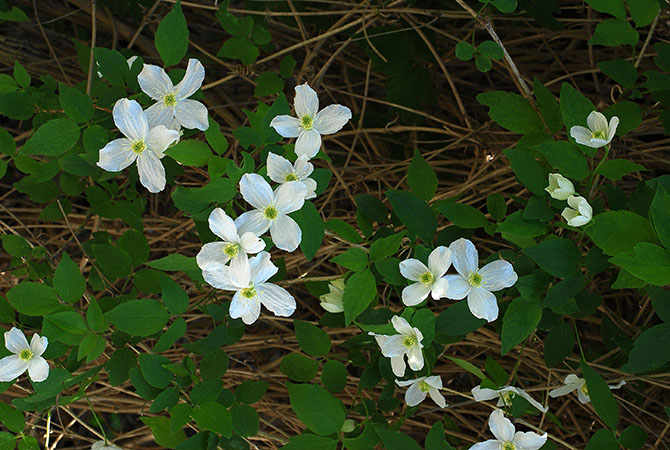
(545, 173, 575, 200)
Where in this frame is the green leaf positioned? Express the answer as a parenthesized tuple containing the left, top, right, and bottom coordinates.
(533, 76, 562, 134)
(385, 190, 437, 243)
(596, 158, 646, 181)
(455, 42, 474, 61)
(477, 91, 544, 134)
(106, 299, 170, 337)
(280, 353, 319, 382)
(475, 54, 492, 73)
(53, 252, 86, 303)
(425, 421, 455, 450)
(330, 247, 368, 271)
(7, 282, 59, 316)
(155, 0, 189, 67)
(654, 42, 670, 72)
(13, 61, 30, 88)
(622, 323, 670, 372)
(0, 7, 30, 22)
(281, 435, 338, 450)
(446, 356, 486, 380)
(141, 416, 187, 448)
(492, 0, 517, 13)
(560, 82, 596, 154)
(618, 425, 648, 450)
(279, 56, 297, 79)
(585, 429, 619, 450)
(598, 59, 637, 90)
(487, 193, 507, 221)
(343, 269, 377, 325)
(219, 37, 259, 65)
(93, 48, 129, 85)
(321, 360, 347, 393)
(589, 19, 639, 47)
(585, 0, 626, 18)
(21, 118, 80, 156)
(355, 194, 388, 222)
(159, 273, 189, 315)
(190, 402, 232, 438)
(139, 354, 172, 388)
(369, 232, 404, 262)
(291, 201, 324, 261)
(534, 140, 589, 181)
(154, 318, 187, 353)
(1, 234, 30, 257)
(375, 428, 422, 450)
(477, 41, 504, 59)
(626, 0, 659, 28)
(436, 300, 486, 337)
(107, 347, 137, 386)
(651, 186, 670, 250)
(0, 403, 25, 433)
(294, 320, 331, 357)
(232, 404, 259, 437)
(438, 203, 487, 229)
(150, 387, 179, 413)
(503, 148, 547, 195)
(146, 254, 199, 272)
(59, 83, 94, 123)
(287, 382, 345, 436)
(0, 91, 34, 119)
(407, 150, 438, 201)
(412, 308, 436, 345)
(92, 243, 132, 280)
(586, 211, 657, 256)
(581, 362, 619, 429)
(324, 219, 363, 244)
(235, 380, 268, 404)
(501, 297, 542, 354)
(522, 239, 581, 277)
(77, 334, 106, 363)
(0, 74, 18, 94)
(254, 71, 284, 97)
(86, 299, 106, 332)
(605, 101, 642, 136)
(45, 311, 87, 336)
(204, 117, 228, 154)
(649, 286, 670, 322)
(165, 140, 211, 166)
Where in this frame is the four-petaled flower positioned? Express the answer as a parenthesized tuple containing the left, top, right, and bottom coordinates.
(319, 278, 345, 313)
(270, 83, 352, 159)
(266, 153, 317, 200)
(196, 208, 265, 286)
(470, 409, 547, 450)
(472, 385, 548, 413)
(97, 99, 180, 193)
(444, 238, 518, 322)
(138, 58, 209, 131)
(370, 316, 424, 377)
(548, 374, 626, 404)
(545, 173, 575, 201)
(561, 195, 592, 227)
(236, 173, 307, 252)
(202, 251, 296, 324)
(399, 246, 451, 306)
(570, 111, 618, 148)
(0, 327, 49, 383)
(396, 375, 447, 408)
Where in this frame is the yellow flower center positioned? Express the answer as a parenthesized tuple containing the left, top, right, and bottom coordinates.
(503, 442, 516, 450)
(284, 173, 298, 182)
(591, 130, 606, 140)
(419, 380, 431, 392)
(402, 335, 417, 348)
(500, 390, 515, 407)
(164, 93, 177, 107)
(241, 287, 256, 299)
(580, 383, 589, 396)
(131, 140, 146, 154)
(224, 243, 240, 258)
(264, 206, 278, 220)
(19, 349, 33, 362)
(419, 271, 435, 285)
(300, 115, 313, 130)
(468, 272, 482, 287)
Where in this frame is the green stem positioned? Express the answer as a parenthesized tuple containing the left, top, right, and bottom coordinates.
(572, 319, 586, 361)
(587, 144, 610, 199)
(83, 390, 108, 443)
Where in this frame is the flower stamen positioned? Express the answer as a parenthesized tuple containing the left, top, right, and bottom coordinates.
(468, 271, 482, 287)
(131, 140, 146, 154)
(223, 243, 240, 258)
(300, 115, 313, 130)
(264, 206, 278, 220)
(284, 173, 298, 182)
(19, 349, 33, 362)
(164, 93, 177, 107)
(419, 272, 435, 285)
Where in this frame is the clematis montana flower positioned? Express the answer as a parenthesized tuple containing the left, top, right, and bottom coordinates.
(396, 375, 447, 408)
(319, 278, 345, 313)
(399, 246, 451, 306)
(266, 153, 317, 200)
(236, 173, 307, 252)
(570, 111, 618, 148)
(202, 251, 296, 324)
(470, 409, 547, 450)
(196, 208, 265, 285)
(97, 99, 180, 193)
(270, 83, 352, 159)
(561, 195, 592, 227)
(138, 58, 209, 131)
(91, 441, 122, 450)
(444, 238, 518, 322)
(0, 327, 49, 383)
(472, 385, 548, 413)
(370, 316, 424, 377)
(548, 374, 626, 405)
(545, 173, 575, 201)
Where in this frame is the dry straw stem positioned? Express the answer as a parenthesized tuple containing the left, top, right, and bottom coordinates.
(1, 0, 670, 449)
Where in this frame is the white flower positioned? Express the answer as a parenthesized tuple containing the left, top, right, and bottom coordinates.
(138, 58, 209, 131)
(470, 409, 547, 450)
(396, 376, 447, 408)
(570, 111, 619, 148)
(471, 385, 548, 413)
(91, 441, 122, 450)
(235, 173, 307, 252)
(370, 316, 424, 377)
(561, 195, 592, 227)
(266, 153, 317, 200)
(444, 238, 518, 322)
(548, 374, 626, 405)
(545, 173, 575, 201)
(97, 99, 180, 193)
(0, 327, 49, 383)
(319, 279, 345, 313)
(270, 83, 352, 159)
(202, 251, 296, 324)
(196, 208, 265, 285)
(399, 246, 451, 306)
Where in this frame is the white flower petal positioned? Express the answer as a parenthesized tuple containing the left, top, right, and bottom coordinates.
(469, 440, 500, 450)
(294, 83, 318, 118)
(274, 181, 307, 214)
(266, 152, 295, 184)
(196, 242, 230, 271)
(425, 375, 443, 389)
(235, 210, 271, 238)
(471, 386, 499, 402)
(489, 409, 515, 442)
(401, 282, 432, 306)
(321, 301, 344, 313)
(202, 267, 237, 291)
(565, 374, 582, 384)
(113, 99, 148, 142)
(240, 173, 274, 210)
(270, 214, 302, 252)
(449, 238, 479, 278)
(429, 388, 447, 408)
(313, 104, 352, 135)
(378, 334, 407, 357)
(256, 282, 296, 318)
(390, 356, 406, 377)
(570, 126, 593, 146)
(249, 252, 278, 284)
(609, 380, 626, 390)
(431, 277, 449, 300)
(136, 151, 166, 193)
(5, 328, 29, 354)
(399, 259, 430, 282)
(548, 382, 580, 398)
(406, 344, 424, 372)
(607, 116, 619, 140)
(479, 260, 518, 292)
(174, 99, 209, 131)
(390, 316, 414, 337)
(404, 382, 427, 407)
(517, 389, 548, 413)
(97, 139, 137, 172)
(239, 232, 265, 254)
(577, 388, 591, 404)
(428, 246, 452, 278)
(175, 59, 205, 99)
(395, 378, 420, 387)
(208, 208, 239, 243)
(0, 355, 29, 382)
(587, 111, 607, 133)
(138, 64, 173, 100)
(303, 179, 317, 200)
(145, 102, 173, 129)
(444, 275, 471, 300)
(146, 125, 180, 154)
(229, 252, 251, 288)
(467, 287, 499, 322)
(513, 432, 547, 450)
(295, 129, 322, 159)
(27, 356, 49, 382)
(29, 334, 48, 357)
(294, 155, 314, 178)
(230, 290, 261, 325)
(270, 115, 301, 138)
